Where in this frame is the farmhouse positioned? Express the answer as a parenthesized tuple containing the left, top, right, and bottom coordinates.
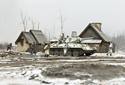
(79, 23, 115, 53)
(15, 30, 47, 52)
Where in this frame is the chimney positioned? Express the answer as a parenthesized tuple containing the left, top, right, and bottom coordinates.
(91, 23, 102, 31)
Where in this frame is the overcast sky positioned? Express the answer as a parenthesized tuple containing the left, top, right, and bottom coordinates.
(0, 0, 125, 43)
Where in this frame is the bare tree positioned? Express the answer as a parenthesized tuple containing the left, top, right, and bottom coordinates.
(30, 18, 41, 30)
(20, 11, 27, 31)
(112, 34, 125, 52)
(0, 42, 9, 50)
(31, 19, 35, 30)
(20, 11, 42, 31)
(37, 22, 40, 30)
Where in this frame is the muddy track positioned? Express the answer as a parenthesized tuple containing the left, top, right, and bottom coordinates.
(0, 55, 125, 67)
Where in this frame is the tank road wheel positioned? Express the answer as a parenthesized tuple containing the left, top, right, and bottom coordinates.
(66, 51, 72, 56)
(58, 50, 63, 56)
(59, 50, 63, 56)
(52, 50, 55, 55)
(54, 50, 58, 56)
(57, 50, 60, 56)
(85, 53, 91, 56)
(50, 49, 54, 55)
(73, 51, 79, 57)
(79, 50, 84, 56)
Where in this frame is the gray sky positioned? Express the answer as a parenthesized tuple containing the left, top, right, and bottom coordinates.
(0, 0, 125, 43)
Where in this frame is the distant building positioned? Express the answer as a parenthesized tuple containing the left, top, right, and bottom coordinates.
(15, 30, 47, 52)
(79, 23, 115, 53)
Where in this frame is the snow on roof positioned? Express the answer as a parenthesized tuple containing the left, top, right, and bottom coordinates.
(81, 39, 102, 44)
(50, 39, 58, 42)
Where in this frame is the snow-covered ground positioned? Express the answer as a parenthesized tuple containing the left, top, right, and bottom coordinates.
(1, 51, 125, 85)
(0, 66, 84, 85)
(92, 51, 125, 57)
(0, 65, 125, 85)
(113, 51, 125, 57)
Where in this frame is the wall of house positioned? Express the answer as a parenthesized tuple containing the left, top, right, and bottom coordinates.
(99, 42, 110, 53)
(112, 43, 116, 53)
(87, 42, 110, 53)
(36, 44, 45, 52)
(88, 43, 100, 52)
(16, 38, 30, 52)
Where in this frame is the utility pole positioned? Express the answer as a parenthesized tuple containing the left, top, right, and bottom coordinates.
(60, 14, 63, 34)
(59, 11, 66, 41)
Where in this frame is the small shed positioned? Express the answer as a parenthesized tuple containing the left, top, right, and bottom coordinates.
(79, 23, 114, 53)
(15, 30, 47, 52)
(30, 30, 47, 52)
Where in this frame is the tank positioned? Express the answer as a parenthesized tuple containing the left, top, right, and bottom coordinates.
(49, 33, 96, 56)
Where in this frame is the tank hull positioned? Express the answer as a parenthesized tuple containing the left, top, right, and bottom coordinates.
(49, 48, 95, 56)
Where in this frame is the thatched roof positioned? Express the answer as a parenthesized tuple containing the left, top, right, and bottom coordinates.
(15, 30, 47, 45)
(79, 23, 111, 42)
(30, 30, 47, 44)
(15, 32, 36, 44)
